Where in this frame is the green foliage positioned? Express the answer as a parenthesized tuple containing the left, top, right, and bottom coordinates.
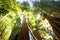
(0, 0, 56, 40)
(21, 1, 30, 11)
(0, 0, 22, 40)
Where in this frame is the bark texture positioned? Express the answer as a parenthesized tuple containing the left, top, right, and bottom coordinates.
(21, 17, 30, 40)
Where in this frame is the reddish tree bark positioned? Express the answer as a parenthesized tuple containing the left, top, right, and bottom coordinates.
(21, 17, 30, 40)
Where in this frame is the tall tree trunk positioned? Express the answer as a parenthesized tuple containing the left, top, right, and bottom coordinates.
(44, 14, 60, 40)
(21, 17, 30, 40)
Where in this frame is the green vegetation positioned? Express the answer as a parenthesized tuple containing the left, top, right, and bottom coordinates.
(0, 0, 60, 40)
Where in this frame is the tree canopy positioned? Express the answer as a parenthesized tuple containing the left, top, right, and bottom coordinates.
(0, 0, 60, 40)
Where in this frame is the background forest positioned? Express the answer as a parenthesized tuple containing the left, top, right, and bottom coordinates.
(0, 0, 60, 40)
